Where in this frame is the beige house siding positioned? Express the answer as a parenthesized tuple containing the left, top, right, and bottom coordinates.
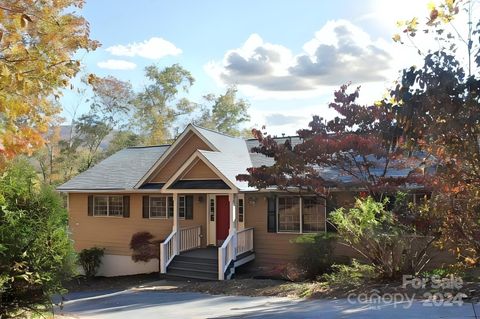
(68, 193, 207, 256)
(182, 160, 219, 180)
(150, 132, 213, 183)
(244, 195, 301, 266)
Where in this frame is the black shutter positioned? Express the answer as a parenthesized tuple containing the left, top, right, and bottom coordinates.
(88, 195, 93, 216)
(142, 196, 149, 218)
(185, 195, 194, 220)
(267, 195, 277, 233)
(168, 197, 174, 218)
(123, 196, 130, 218)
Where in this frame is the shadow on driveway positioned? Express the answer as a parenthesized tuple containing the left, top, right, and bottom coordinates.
(54, 289, 478, 319)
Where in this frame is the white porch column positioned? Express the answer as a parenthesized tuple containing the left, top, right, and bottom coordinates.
(229, 193, 238, 233)
(173, 193, 179, 254)
(229, 193, 238, 262)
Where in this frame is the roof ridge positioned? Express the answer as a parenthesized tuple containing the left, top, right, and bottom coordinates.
(245, 135, 301, 141)
(126, 144, 171, 149)
(191, 123, 242, 140)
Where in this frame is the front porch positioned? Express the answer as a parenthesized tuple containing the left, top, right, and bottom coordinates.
(159, 192, 255, 280)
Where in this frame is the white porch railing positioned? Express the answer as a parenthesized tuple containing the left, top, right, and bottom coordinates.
(218, 232, 236, 280)
(160, 225, 202, 273)
(160, 230, 177, 273)
(218, 228, 255, 280)
(179, 225, 202, 252)
(236, 228, 254, 255)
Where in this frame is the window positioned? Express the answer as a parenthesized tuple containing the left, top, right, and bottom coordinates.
(150, 196, 167, 218)
(210, 198, 215, 221)
(108, 196, 124, 216)
(238, 198, 244, 223)
(277, 196, 325, 233)
(278, 197, 300, 232)
(179, 196, 186, 219)
(93, 195, 123, 217)
(149, 196, 185, 219)
(302, 197, 325, 232)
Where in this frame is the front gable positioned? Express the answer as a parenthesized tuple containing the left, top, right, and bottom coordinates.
(182, 159, 220, 180)
(145, 129, 215, 184)
(163, 151, 237, 191)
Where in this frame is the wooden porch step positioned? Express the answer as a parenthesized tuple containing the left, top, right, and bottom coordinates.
(169, 260, 218, 272)
(166, 251, 219, 280)
(174, 255, 217, 265)
(167, 268, 218, 281)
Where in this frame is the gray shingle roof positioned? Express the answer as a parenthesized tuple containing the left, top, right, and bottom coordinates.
(249, 153, 275, 167)
(57, 146, 169, 191)
(246, 136, 303, 152)
(199, 150, 253, 190)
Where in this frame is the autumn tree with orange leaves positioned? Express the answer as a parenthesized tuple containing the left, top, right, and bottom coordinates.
(381, 0, 480, 265)
(0, 0, 99, 165)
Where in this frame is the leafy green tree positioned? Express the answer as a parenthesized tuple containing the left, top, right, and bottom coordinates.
(0, 159, 76, 317)
(330, 197, 434, 278)
(75, 114, 111, 170)
(62, 76, 134, 171)
(197, 86, 251, 137)
(134, 64, 196, 144)
(89, 75, 135, 129)
(103, 130, 143, 157)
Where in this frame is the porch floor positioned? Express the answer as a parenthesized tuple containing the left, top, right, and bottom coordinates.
(180, 247, 218, 260)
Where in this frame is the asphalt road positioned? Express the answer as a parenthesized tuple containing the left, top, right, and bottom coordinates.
(54, 289, 479, 319)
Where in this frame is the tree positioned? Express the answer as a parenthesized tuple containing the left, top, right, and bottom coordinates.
(73, 75, 134, 170)
(89, 75, 135, 129)
(386, 0, 480, 264)
(0, 159, 76, 317)
(0, 0, 99, 165)
(197, 86, 251, 137)
(237, 84, 423, 196)
(34, 125, 62, 185)
(75, 113, 111, 170)
(134, 64, 196, 144)
(103, 130, 143, 158)
(330, 197, 434, 279)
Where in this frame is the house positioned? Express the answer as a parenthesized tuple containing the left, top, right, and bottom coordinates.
(58, 124, 425, 280)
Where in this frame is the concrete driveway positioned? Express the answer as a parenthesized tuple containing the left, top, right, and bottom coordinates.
(55, 289, 479, 319)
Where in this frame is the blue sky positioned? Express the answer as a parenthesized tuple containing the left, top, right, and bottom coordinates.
(61, 0, 442, 135)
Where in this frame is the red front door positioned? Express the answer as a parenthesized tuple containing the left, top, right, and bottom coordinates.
(216, 195, 230, 245)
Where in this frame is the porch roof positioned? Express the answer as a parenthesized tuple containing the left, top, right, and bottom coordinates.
(169, 179, 230, 189)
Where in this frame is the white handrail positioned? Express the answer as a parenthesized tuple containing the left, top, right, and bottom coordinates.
(160, 230, 177, 273)
(160, 225, 202, 273)
(236, 228, 254, 255)
(179, 225, 202, 252)
(218, 232, 236, 280)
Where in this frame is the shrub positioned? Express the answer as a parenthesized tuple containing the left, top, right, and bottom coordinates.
(291, 232, 336, 280)
(130, 231, 160, 262)
(78, 247, 105, 277)
(321, 260, 376, 289)
(0, 159, 77, 317)
(330, 196, 435, 279)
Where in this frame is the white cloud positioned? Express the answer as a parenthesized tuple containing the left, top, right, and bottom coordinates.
(206, 20, 398, 99)
(105, 37, 182, 60)
(97, 59, 137, 70)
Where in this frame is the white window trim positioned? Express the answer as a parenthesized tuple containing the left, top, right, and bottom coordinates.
(276, 196, 326, 234)
(238, 194, 245, 224)
(148, 195, 186, 220)
(93, 195, 124, 218)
